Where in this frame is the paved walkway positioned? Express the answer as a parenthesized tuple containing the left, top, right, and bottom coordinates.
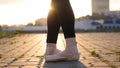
(0, 33, 120, 68)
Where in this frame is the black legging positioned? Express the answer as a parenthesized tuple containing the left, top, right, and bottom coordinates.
(47, 0, 75, 43)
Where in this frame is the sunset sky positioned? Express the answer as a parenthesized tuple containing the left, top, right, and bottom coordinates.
(0, 0, 120, 25)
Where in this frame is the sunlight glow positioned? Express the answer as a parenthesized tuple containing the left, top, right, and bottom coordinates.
(0, 0, 51, 25)
(0, 0, 120, 25)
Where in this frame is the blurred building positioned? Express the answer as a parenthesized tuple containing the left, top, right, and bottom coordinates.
(75, 19, 120, 31)
(104, 11, 120, 19)
(75, 19, 96, 30)
(2, 26, 47, 33)
(92, 0, 109, 15)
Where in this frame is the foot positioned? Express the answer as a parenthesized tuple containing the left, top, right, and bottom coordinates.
(45, 43, 61, 55)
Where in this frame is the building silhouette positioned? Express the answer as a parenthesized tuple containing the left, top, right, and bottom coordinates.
(92, 0, 109, 15)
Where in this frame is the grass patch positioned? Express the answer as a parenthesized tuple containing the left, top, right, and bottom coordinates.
(10, 41, 14, 44)
(10, 41, 17, 45)
(115, 52, 120, 55)
(0, 31, 21, 39)
(13, 54, 24, 61)
(13, 57, 18, 61)
(0, 54, 2, 59)
(36, 55, 44, 59)
(0, 42, 6, 45)
(23, 41, 26, 44)
(109, 64, 116, 68)
(90, 50, 100, 57)
(91, 50, 97, 56)
(117, 57, 120, 62)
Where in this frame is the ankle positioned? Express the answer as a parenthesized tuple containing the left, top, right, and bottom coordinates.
(47, 43, 56, 48)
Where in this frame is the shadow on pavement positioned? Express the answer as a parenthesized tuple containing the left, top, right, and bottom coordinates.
(43, 61, 86, 68)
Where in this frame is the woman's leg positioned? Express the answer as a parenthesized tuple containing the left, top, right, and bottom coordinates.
(47, 15, 60, 43)
(61, 13, 75, 38)
(46, 10, 61, 55)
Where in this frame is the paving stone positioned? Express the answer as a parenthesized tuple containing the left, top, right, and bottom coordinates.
(89, 67, 111, 68)
(22, 66, 38, 68)
(80, 59, 109, 67)
(101, 55, 120, 62)
(117, 66, 120, 68)
(109, 62, 120, 66)
(0, 63, 8, 67)
(91, 62, 109, 67)
(28, 58, 40, 62)
(0, 58, 14, 63)
(5, 66, 19, 68)
(10, 62, 39, 66)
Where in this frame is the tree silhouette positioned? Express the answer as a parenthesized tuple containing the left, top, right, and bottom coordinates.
(0, 25, 2, 33)
(35, 18, 47, 26)
(26, 22, 34, 26)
